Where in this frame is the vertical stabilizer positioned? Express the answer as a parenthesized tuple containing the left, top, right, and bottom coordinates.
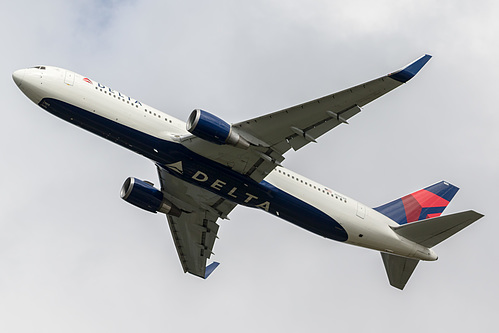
(381, 253, 419, 290)
(374, 181, 459, 225)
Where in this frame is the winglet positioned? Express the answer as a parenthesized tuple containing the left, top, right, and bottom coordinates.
(204, 262, 220, 279)
(388, 54, 432, 83)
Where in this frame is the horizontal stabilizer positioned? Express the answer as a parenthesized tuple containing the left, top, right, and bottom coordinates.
(392, 210, 484, 248)
(381, 253, 419, 290)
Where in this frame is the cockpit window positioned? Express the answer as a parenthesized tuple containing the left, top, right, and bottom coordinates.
(31, 66, 46, 70)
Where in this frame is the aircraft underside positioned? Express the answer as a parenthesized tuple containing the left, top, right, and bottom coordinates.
(12, 55, 484, 289)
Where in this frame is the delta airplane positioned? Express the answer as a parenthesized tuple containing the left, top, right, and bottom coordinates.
(12, 55, 483, 289)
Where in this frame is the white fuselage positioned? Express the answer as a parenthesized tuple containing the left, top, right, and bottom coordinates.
(13, 66, 437, 261)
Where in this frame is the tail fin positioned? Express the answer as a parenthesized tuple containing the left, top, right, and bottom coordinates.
(381, 253, 419, 290)
(374, 181, 459, 225)
(382, 210, 483, 290)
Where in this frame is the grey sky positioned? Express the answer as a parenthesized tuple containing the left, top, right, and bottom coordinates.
(2, 1, 497, 332)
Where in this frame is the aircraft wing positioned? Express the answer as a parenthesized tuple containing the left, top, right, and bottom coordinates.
(157, 164, 237, 278)
(233, 54, 432, 153)
(182, 55, 431, 182)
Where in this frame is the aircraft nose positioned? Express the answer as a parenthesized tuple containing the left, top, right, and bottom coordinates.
(12, 69, 26, 87)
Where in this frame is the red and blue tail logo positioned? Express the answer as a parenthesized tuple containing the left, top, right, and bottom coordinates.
(374, 181, 459, 225)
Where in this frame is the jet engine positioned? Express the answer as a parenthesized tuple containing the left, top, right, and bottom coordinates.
(120, 177, 181, 216)
(186, 109, 249, 149)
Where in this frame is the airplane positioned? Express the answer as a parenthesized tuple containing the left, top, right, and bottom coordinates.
(12, 55, 483, 290)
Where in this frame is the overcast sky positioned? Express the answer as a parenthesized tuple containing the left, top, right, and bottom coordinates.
(2, 1, 498, 332)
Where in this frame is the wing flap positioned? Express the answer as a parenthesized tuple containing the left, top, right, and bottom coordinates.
(167, 211, 220, 278)
(306, 105, 361, 138)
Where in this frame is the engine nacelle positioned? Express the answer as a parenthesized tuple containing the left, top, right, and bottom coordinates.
(120, 177, 181, 217)
(186, 109, 249, 149)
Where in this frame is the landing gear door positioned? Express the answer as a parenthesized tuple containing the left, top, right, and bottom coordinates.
(64, 71, 75, 86)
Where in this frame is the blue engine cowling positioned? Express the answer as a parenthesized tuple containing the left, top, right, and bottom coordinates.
(186, 109, 249, 149)
(120, 177, 181, 216)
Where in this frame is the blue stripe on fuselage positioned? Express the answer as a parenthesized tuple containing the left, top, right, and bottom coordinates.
(39, 98, 348, 242)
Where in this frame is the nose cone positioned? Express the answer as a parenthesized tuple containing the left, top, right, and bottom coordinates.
(12, 69, 26, 87)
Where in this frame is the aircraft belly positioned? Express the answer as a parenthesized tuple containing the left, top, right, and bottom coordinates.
(159, 158, 349, 241)
(40, 97, 348, 242)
